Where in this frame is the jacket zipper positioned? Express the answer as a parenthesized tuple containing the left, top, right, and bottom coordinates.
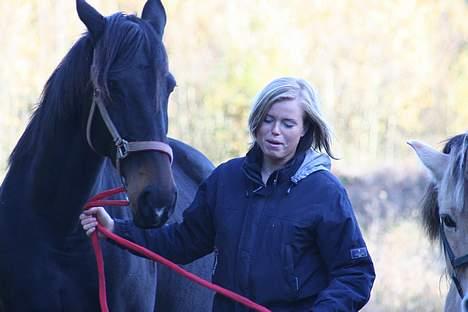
(273, 171, 279, 187)
(252, 185, 263, 193)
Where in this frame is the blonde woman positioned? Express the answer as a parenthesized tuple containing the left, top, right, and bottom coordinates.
(81, 77, 375, 311)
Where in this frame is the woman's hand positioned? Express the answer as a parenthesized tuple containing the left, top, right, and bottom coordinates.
(79, 206, 115, 236)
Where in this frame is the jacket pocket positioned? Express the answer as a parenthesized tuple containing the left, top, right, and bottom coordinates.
(283, 243, 300, 299)
(211, 246, 226, 285)
(259, 219, 302, 300)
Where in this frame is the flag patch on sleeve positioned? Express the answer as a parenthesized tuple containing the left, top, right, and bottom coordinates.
(350, 247, 368, 259)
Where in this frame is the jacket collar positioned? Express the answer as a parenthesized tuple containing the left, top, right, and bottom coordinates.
(242, 144, 306, 186)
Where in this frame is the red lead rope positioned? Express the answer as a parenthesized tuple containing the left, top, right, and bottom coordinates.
(83, 187, 271, 312)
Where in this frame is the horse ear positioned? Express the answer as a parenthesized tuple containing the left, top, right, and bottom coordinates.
(407, 140, 449, 182)
(141, 0, 167, 36)
(76, 0, 105, 40)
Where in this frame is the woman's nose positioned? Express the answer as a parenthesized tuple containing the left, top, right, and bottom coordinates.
(271, 122, 281, 135)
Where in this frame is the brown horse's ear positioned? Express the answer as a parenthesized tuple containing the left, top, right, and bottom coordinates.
(76, 0, 105, 40)
(142, 0, 167, 36)
(407, 140, 449, 182)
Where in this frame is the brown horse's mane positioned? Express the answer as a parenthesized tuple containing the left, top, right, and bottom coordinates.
(421, 182, 440, 241)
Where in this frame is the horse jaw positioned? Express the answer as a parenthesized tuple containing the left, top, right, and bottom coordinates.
(407, 140, 449, 182)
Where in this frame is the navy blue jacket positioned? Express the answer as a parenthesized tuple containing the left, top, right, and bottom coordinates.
(114, 146, 375, 311)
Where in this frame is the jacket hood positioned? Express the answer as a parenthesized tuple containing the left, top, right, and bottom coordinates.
(291, 149, 331, 184)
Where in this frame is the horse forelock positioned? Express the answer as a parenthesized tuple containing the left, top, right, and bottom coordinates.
(439, 133, 468, 215)
(91, 13, 167, 104)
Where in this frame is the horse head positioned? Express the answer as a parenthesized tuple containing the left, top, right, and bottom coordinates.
(408, 133, 468, 311)
(77, 0, 177, 228)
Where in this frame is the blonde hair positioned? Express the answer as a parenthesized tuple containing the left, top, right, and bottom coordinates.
(248, 77, 334, 157)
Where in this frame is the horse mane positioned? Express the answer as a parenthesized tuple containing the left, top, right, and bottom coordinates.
(8, 34, 94, 166)
(8, 13, 165, 167)
(421, 133, 468, 242)
(421, 182, 439, 241)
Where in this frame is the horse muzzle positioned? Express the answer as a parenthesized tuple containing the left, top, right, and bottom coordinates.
(132, 184, 177, 228)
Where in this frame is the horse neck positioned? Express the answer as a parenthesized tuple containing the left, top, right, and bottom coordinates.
(2, 101, 104, 236)
(31, 120, 103, 207)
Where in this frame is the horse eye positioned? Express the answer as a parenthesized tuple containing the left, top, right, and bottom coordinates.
(441, 214, 457, 228)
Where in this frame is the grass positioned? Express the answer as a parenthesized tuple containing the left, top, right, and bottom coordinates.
(341, 167, 448, 311)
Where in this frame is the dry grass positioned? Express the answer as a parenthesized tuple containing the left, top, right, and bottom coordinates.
(362, 220, 447, 311)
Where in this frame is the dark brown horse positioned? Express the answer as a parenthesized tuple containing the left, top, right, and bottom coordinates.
(0, 1, 213, 311)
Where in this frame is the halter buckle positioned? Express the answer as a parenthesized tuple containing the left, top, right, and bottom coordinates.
(116, 139, 129, 159)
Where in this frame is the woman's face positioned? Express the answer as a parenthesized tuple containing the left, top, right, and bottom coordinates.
(255, 99, 307, 168)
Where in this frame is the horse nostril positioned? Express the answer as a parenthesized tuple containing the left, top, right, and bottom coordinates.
(135, 187, 174, 228)
(138, 190, 154, 219)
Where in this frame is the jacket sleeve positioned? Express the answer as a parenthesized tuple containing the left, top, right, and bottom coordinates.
(311, 189, 375, 311)
(112, 170, 217, 265)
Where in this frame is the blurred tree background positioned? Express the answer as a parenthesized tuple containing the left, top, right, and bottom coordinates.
(1, 0, 467, 311)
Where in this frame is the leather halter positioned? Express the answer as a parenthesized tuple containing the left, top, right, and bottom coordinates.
(86, 88, 173, 178)
(440, 217, 468, 298)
